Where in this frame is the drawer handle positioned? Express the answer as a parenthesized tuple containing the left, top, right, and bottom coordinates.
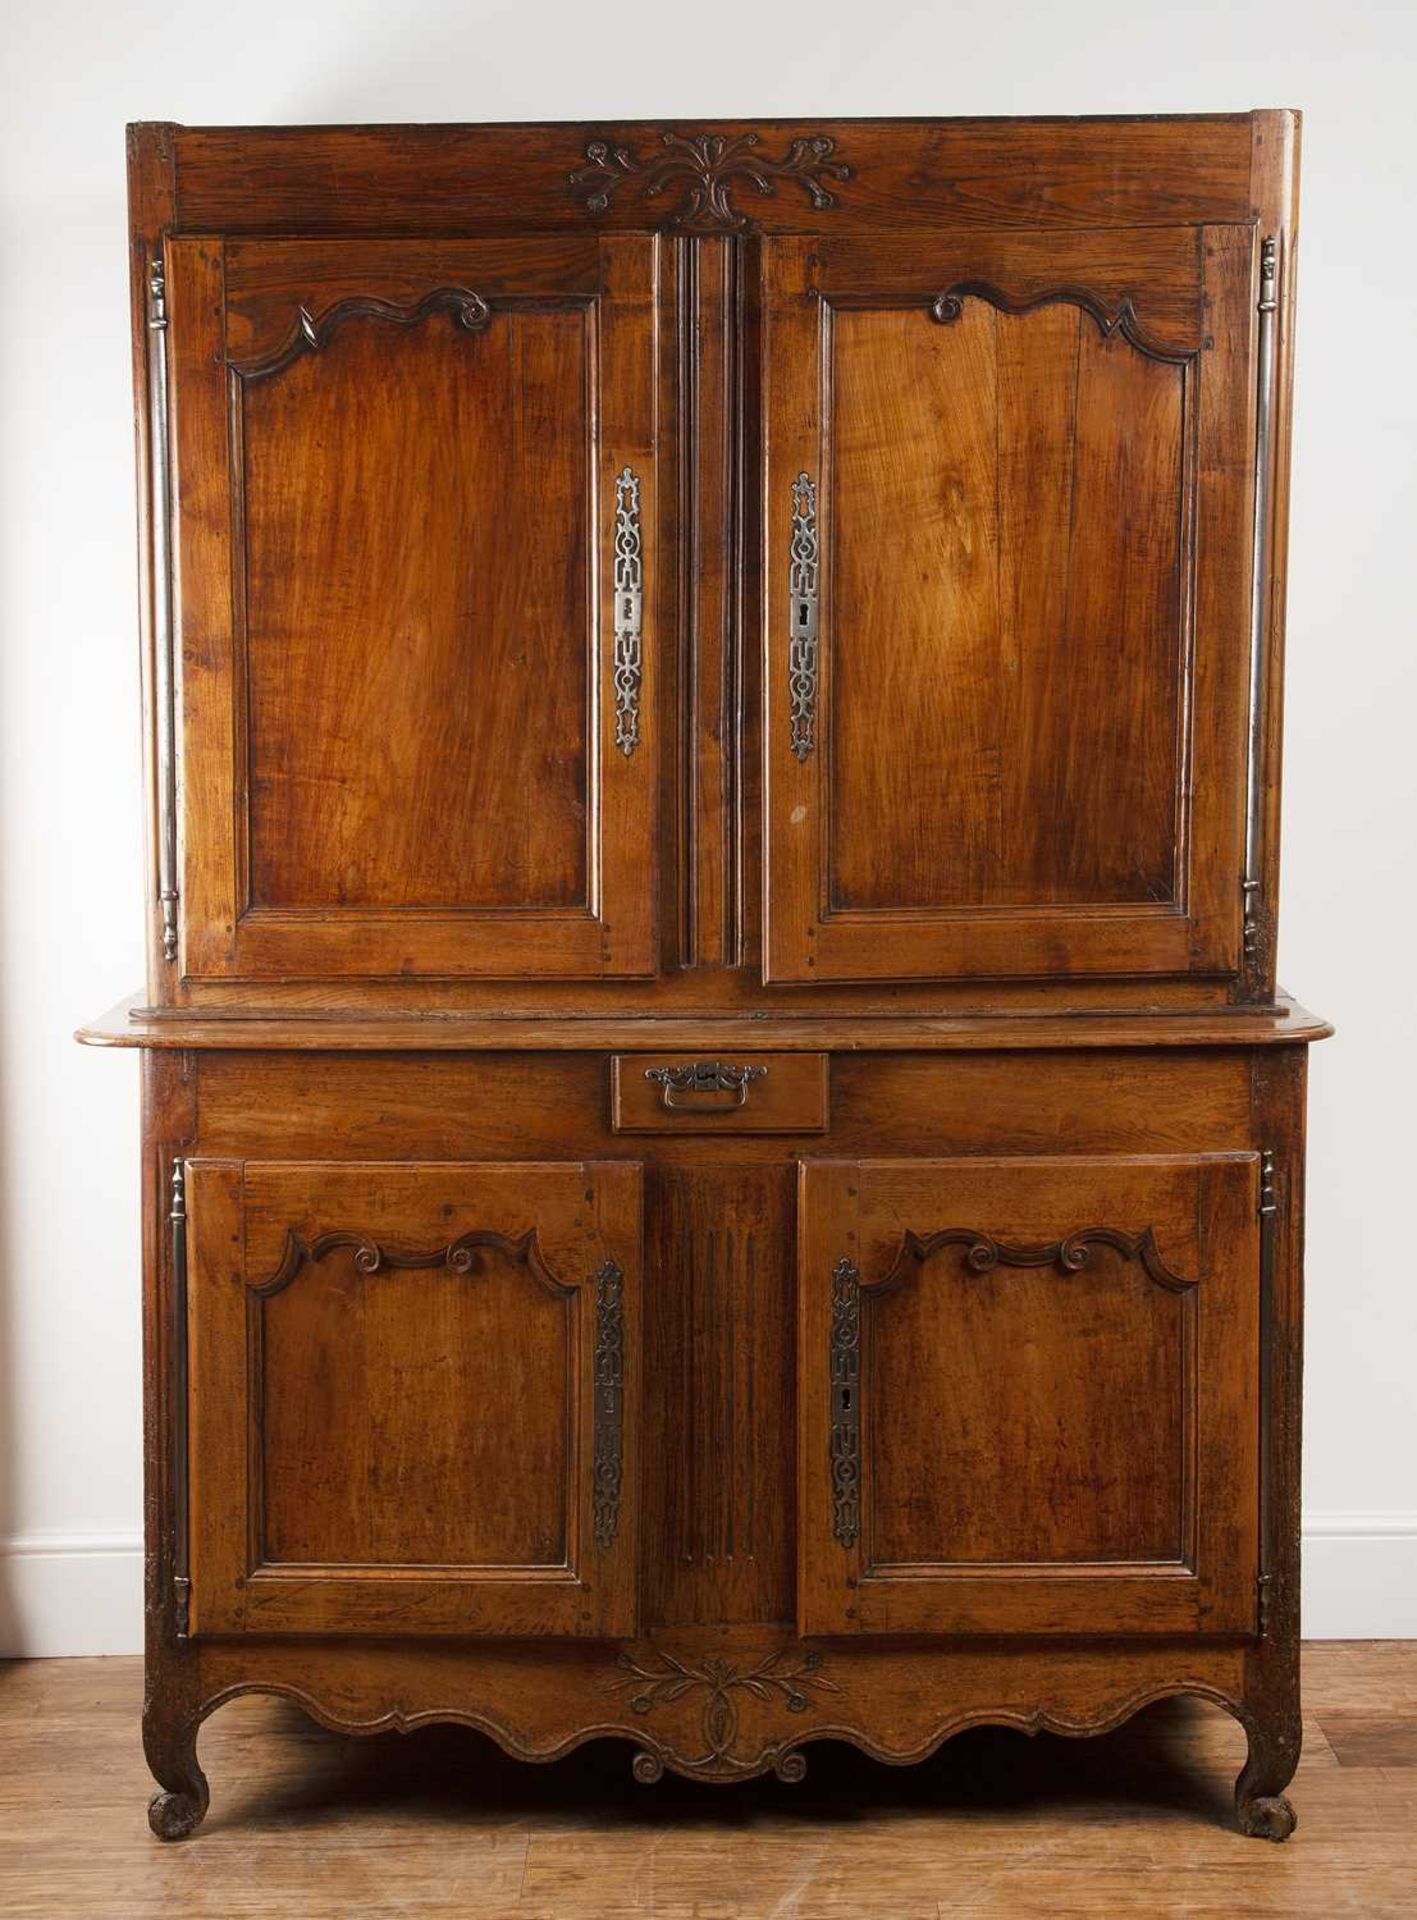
(644, 1061, 768, 1112)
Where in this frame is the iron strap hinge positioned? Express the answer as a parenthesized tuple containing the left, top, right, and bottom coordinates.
(1241, 235, 1280, 983)
(147, 245, 179, 965)
(1256, 1149, 1278, 1642)
(169, 1158, 191, 1640)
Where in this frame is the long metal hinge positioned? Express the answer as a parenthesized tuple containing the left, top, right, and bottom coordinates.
(147, 247, 179, 965)
(1241, 236, 1280, 983)
(1256, 1148, 1278, 1640)
(170, 1158, 191, 1640)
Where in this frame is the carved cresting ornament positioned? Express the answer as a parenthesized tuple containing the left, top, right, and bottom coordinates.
(225, 287, 494, 385)
(253, 1224, 566, 1295)
(929, 282, 1194, 367)
(570, 130, 851, 231)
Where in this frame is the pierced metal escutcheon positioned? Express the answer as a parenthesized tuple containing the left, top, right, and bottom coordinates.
(592, 1257, 625, 1548)
(788, 472, 820, 762)
(644, 1061, 769, 1112)
(830, 1255, 862, 1547)
(613, 466, 644, 757)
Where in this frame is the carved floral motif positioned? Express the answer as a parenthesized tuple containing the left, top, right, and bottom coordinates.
(608, 1646, 839, 1778)
(571, 131, 850, 231)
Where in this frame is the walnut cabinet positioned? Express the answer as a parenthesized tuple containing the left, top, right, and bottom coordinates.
(79, 112, 1328, 1842)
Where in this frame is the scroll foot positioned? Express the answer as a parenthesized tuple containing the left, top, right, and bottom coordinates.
(147, 1783, 210, 1842)
(1235, 1707, 1300, 1841)
(144, 1700, 209, 1841)
(1237, 1791, 1297, 1841)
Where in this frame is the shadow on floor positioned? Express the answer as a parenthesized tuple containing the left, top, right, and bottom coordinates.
(210, 1694, 1244, 1836)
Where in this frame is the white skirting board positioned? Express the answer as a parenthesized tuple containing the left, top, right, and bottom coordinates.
(1301, 1514, 1417, 1640)
(1, 1519, 1414, 1657)
(0, 1533, 144, 1658)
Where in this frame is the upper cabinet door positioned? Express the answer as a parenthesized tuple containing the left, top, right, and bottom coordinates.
(166, 234, 660, 981)
(762, 228, 1257, 984)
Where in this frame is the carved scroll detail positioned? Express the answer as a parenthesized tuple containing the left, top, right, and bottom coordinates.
(930, 282, 1195, 366)
(254, 1226, 568, 1298)
(571, 131, 851, 231)
(593, 1258, 625, 1548)
(830, 1256, 862, 1547)
(612, 467, 644, 758)
(227, 287, 494, 385)
(879, 1225, 1194, 1296)
(609, 1646, 839, 1776)
(788, 472, 820, 762)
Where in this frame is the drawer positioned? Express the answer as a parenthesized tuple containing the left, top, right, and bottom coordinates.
(611, 1053, 828, 1133)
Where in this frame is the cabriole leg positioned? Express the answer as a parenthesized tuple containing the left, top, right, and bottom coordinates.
(1235, 1704, 1300, 1840)
(143, 1695, 209, 1841)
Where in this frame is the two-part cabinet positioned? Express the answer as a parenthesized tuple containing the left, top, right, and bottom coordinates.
(80, 112, 1327, 1841)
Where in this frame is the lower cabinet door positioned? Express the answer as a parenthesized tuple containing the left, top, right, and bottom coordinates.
(185, 1159, 641, 1637)
(797, 1154, 1259, 1637)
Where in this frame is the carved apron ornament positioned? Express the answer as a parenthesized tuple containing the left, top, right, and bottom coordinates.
(608, 1646, 839, 1781)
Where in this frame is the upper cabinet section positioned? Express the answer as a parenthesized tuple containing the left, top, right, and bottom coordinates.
(160, 232, 661, 983)
(130, 115, 1296, 1007)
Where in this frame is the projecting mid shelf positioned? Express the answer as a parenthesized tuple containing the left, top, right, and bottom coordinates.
(77, 993, 1332, 1053)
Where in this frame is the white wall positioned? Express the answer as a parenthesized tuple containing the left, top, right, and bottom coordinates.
(1, 0, 1413, 1655)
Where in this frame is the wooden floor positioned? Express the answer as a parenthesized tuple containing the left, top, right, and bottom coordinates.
(1, 1646, 1415, 1917)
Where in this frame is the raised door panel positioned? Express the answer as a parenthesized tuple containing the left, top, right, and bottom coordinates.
(763, 227, 1256, 983)
(166, 234, 659, 981)
(797, 1154, 1258, 1635)
(186, 1159, 641, 1636)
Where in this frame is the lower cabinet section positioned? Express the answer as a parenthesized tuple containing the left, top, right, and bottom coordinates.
(185, 1158, 642, 1637)
(143, 1043, 1305, 1841)
(796, 1155, 1260, 1637)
